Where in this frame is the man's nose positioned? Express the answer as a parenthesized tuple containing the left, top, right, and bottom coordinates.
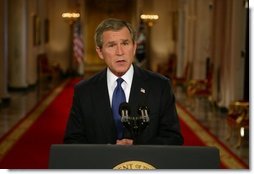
(116, 45, 123, 55)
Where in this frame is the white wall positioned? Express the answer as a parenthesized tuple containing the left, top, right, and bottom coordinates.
(151, 0, 178, 70)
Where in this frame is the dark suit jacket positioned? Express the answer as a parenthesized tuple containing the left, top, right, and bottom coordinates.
(64, 65, 184, 145)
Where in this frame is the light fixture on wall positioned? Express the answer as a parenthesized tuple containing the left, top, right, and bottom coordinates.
(61, 12, 80, 25)
(139, 14, 159, 70)
(61, 12, 81, 75)
(140, 14, 159, 27)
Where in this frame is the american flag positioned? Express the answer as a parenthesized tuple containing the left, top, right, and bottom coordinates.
(73, 20, 84, 64)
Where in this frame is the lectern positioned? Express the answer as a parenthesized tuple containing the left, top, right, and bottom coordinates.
(49, 144, 220, 169)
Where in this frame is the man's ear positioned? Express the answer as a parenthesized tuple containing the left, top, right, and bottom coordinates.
(96, 46, 104, 60)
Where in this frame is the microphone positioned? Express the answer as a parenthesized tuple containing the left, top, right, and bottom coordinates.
(119, 102, 131, 123)
(119, 102, 133, 136)
(119, 102, 150, 138)
(138, 106, 150, 122)
(137, 106, 150, 131)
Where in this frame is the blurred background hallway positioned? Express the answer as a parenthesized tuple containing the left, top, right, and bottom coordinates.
(0, 0, 249, 169)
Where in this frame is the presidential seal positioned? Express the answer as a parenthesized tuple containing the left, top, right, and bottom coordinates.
(113, 160, 156, 169)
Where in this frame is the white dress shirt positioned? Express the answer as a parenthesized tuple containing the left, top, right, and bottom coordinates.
(107, 65, 134, 107)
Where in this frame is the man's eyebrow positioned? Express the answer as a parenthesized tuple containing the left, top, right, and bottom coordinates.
(105, 41, 116, 45)
(105, 39, 130, 45)
(122, 39, 130, 42)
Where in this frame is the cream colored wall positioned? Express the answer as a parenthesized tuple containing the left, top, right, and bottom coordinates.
(47, 0, 70, 72)
(151, 0, 178, 71)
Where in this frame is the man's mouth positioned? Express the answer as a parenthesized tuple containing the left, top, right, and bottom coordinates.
(116, 60, 126, 63)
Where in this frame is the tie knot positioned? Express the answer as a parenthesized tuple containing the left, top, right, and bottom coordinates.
(116, 78, 124, 86)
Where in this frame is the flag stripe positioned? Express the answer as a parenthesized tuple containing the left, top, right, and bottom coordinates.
(73, 21, 84, 64)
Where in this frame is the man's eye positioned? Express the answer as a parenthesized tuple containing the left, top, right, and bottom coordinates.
(108, 44, 115, 47)
(122, 42, 129, 45)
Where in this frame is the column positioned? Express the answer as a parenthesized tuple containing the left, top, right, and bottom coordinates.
(8, 0, 28, 88)
(0, 0, 10, 102)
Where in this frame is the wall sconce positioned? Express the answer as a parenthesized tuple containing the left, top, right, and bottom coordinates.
(62, 12, 80, 25)
(140, 14, 159, 27)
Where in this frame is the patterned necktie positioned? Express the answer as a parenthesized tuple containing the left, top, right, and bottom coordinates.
(112, 78, 126, 139)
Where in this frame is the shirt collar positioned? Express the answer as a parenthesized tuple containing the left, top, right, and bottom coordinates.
(107, 64, 134, 87)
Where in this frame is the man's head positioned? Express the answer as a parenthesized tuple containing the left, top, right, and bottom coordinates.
(94, 18, 137, 49)
(94, 18, 137, 77)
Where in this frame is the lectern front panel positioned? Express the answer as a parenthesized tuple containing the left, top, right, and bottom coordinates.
(49, 144, 220, 169)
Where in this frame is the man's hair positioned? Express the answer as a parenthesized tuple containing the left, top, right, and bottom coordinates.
(94, 18, 137, 48)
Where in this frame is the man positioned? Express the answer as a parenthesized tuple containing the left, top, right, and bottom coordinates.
(64, 18, 183, 145)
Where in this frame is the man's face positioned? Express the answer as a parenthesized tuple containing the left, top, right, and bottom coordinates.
(96, 27, 137, 77)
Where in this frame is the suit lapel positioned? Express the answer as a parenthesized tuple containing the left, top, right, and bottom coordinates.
(92, 69, 116, 138)
(129, 65, 149, 112)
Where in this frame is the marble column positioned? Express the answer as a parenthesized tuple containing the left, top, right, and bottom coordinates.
(0, 0, 10, 102)
(219, 0, 247, 107)
(184, 0, 197, 78)
(8, 0, 28, 88)
(176, 0, 185, 78)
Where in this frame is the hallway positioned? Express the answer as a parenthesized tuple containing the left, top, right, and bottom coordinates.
(0, 0, 249, 169)
(0, 75, 249, 168)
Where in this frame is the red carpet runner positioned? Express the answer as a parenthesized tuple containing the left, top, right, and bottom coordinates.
(0, 79, 77, 169)
(0, 78, 249, 169)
